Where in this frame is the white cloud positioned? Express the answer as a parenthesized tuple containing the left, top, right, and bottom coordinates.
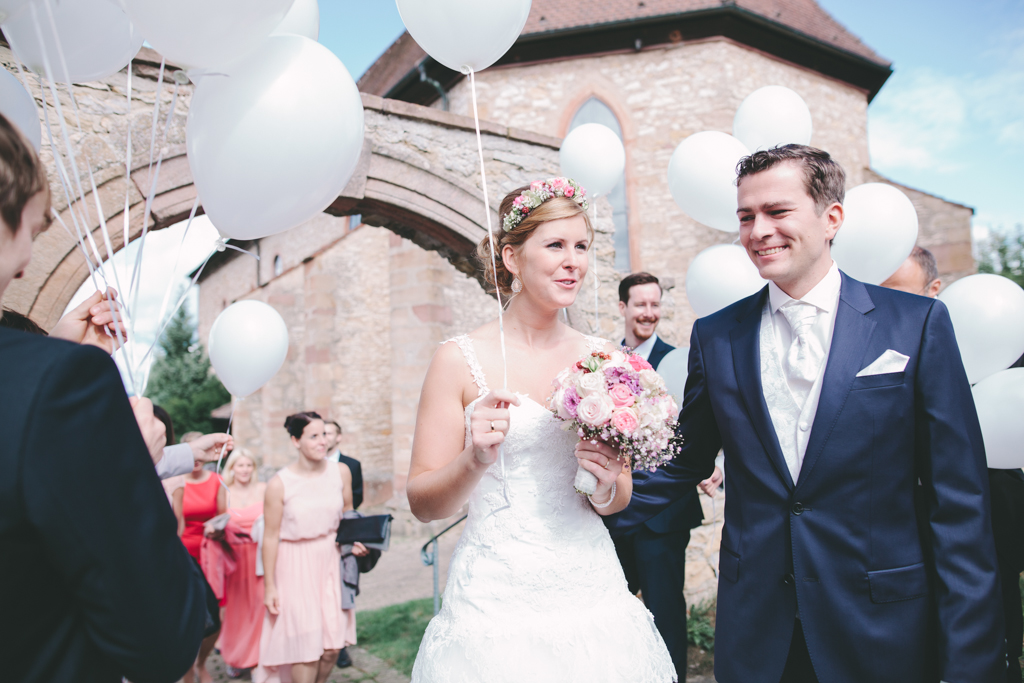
(869, 29, 1024, 173)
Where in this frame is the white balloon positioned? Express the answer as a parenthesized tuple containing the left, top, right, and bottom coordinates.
(559, 123, 625, 198)
(122, 0, 293, 70)
(658, 347, 690, 410)
(208, 300, 289, 398)
(0, 0, 31, 23)
(396, 0, 531, 74)
(733, 85, 813, 152)
(685, 244, 766, 317)
(3, 0, 143, 83)
(668, 131, 749, 232)
(938, 274, 1024, 385)
(972, 368, 1024, 469)
(831, 183, 918, 285)
(0, 69, 41, 150)
(272, 0, 318, 40)
(186, 35, 364, 241)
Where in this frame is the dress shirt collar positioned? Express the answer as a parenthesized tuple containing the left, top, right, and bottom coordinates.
(631, 333, 658, 361)
(768, 261, 841, 314)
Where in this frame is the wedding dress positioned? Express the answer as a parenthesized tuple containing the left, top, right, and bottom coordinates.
(411, 335, 676, 683)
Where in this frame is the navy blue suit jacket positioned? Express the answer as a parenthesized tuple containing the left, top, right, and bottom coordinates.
(608, 274, 1003, 683)
(0, 329, 207, 682)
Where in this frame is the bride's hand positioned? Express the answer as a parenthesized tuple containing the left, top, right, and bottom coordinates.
(575, 440, 625, 503)
(470, 389, 521, 465)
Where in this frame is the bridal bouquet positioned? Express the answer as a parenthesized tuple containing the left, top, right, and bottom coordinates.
(548, 349, 681, 495)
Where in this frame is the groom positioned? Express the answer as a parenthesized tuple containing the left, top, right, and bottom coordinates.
(608, 145, 1003, 683)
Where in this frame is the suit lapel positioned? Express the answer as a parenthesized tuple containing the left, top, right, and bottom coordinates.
(730, 287, 795, 492)
(796, 274, 876, 490)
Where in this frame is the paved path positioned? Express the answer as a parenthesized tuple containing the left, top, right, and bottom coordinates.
(199, 647, 410, 683)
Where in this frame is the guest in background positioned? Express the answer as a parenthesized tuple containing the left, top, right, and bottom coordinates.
(880, 245, 941, 297)
(324, 419, 363, 669)
(173, 430, 227, 683)
(611, 271, 703, 681)
(255, 412, 365, 683)
(218, 448, 267, 676)
(325, 421, 363, 511)
(882, 248, 1024, 681)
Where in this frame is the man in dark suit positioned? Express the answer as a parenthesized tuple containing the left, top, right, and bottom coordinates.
(0, 113, 207, 683)
(609, 145, 1003, 683)
(326, 420, 363, 510)
(611, 271, 704, 681)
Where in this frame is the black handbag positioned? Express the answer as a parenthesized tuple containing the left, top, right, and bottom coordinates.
(335, 513, 393, 550)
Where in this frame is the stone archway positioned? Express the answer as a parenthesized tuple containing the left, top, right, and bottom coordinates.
(5, 84, 594, 329)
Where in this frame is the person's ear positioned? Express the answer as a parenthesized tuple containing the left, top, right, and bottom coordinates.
(824, 202, 844, 243)
(927, 278, 942, 298)
(502, 244, 519, 278)
(618, 300, 627, 316)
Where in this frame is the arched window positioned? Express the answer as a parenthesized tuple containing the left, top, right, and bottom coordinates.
(567, 98, 630, 272)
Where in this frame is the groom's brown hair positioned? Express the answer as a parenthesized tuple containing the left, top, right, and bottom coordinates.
(736, 144, 845, 216)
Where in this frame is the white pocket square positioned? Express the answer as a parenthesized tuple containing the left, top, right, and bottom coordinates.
(856, 349, 910, 377)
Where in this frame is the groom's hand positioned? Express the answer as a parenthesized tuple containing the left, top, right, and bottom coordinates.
(470, 389, 521, 465)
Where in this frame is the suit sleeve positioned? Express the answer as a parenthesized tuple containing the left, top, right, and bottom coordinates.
(21, 345, 206, 682)
(607, 321, 722, 534)
(915, 300, 1004, 683)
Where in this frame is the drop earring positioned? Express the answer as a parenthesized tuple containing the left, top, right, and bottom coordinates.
(511, 277, 523, 294)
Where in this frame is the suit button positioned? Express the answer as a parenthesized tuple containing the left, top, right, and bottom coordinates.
(799, 422, 810, 431)
(783, 573, 795, 586)
(792, 502, 805, 515)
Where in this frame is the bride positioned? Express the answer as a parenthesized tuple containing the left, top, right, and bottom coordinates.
(407, 179, 676, 682)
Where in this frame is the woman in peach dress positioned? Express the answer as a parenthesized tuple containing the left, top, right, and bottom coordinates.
(218, 448, 266, 674)
(254, 412, 367, 683)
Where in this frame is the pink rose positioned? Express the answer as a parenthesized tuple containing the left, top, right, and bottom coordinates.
(564, 185, 575, 197)
(551, 177, 566, 191)
(628, 354, 652, 371)
(611, 408, 639, 435)
(576, 393, 614, 427)
(608, 383, 636, 408)
(531, 180, 544, 191)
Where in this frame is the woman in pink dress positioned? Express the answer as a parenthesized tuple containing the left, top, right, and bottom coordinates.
(254, 412, 366, 683)
(218, 448, 266, 674)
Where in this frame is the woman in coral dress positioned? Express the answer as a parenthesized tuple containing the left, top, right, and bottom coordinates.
(254, 412, 366, 683)
(217, 448, 266, 674)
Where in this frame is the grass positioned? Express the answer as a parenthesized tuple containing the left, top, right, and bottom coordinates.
(687, 599, 716, 652)
(356, 598, 435, 676)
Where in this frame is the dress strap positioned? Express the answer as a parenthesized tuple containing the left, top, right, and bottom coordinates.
(445, 334, 489, 396)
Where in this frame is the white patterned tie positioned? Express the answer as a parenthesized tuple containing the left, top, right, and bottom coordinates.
(779, 300, 824, 385)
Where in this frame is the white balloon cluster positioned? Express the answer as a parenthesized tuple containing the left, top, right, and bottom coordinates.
(938, 274, 1024, 469)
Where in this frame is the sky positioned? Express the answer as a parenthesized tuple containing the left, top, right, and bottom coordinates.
(71, 0, 1021, 389)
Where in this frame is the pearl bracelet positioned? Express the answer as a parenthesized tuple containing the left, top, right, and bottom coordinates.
(588, 482, 617, 509)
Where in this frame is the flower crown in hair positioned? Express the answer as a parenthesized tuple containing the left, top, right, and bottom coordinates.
(502, 177, 589, 232)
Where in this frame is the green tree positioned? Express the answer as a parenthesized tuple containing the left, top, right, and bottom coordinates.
(977, 224, 1024, 289)
(146, 303, 230, 439)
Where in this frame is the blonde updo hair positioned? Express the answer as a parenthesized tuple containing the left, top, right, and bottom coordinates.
(478, 184, 594, 298)
(222, 448, 258, 486)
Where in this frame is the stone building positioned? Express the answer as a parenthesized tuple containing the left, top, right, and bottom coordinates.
(2, 0, 976, 605)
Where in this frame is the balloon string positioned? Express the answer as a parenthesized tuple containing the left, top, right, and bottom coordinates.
(215, 396, 237, 502)
(29, 5, 136, 393)
(467, 67, 510, 513)
(591, 201, 600, 335)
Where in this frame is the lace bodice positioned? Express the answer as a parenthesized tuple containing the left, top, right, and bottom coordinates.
(411, 334, 675, 682)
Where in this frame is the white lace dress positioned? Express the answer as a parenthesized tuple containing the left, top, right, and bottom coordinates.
(411, 335, 676, 683)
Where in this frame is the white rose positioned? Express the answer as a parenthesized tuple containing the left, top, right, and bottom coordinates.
(647, 398, 670, 426)
(639, 369, 665, 391)
(578, 371, 607, 397)
(576, 393, 615, 427)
